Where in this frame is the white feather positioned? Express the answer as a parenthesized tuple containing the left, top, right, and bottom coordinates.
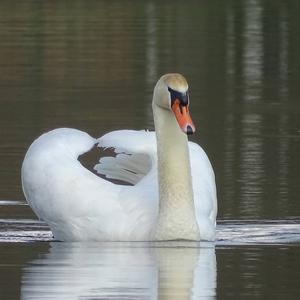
(94, 152, 151, 185)
(22, 128, 216, 241)
(21, 74, 217, 241)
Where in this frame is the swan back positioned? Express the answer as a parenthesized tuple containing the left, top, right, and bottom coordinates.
(22, 128, 159, 241)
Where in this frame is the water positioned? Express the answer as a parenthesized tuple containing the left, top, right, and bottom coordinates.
(1, 238, 299, 299)
(1, 203, 299, 299)
(0, 0, 300, 299)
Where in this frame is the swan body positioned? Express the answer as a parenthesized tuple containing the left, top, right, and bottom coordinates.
(21, 74, 217, 241)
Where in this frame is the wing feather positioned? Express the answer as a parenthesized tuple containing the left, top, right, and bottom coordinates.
(95, 130, 156, 185)
(189, 142, 217, 240)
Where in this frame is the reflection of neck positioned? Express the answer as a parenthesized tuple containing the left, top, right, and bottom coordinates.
(156, 245, 199, 299)
(152, 104, 200, 240)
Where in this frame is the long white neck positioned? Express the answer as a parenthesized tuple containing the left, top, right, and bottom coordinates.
(152, 103, 200, 240)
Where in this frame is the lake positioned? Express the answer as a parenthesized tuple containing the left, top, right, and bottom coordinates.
(0, 1, 299, 299)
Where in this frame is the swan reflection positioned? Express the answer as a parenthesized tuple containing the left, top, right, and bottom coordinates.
(21, 242, 216, 299)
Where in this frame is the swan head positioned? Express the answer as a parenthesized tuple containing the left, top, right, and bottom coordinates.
(153, 73, 195, 135)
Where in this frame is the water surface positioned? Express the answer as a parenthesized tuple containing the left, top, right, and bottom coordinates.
(0, 238, 299, 299)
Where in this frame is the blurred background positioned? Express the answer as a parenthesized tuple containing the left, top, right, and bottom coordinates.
(0, 0, 299, 221)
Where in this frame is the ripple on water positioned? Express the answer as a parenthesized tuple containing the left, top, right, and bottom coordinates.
(217, 220, 300, 245)
(0, 218, 299, 245)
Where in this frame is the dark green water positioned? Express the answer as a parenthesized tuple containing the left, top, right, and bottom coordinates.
(0, 1, 299, 299)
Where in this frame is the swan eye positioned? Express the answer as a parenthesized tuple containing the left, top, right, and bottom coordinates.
(168, 87, 189, 107)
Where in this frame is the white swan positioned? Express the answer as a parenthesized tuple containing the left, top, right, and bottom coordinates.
(21, 73, 217, 241)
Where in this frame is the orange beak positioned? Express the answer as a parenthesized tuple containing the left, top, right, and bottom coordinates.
(171, 99, 196, 135)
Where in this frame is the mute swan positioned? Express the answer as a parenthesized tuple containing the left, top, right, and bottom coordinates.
(21, 73, 217, 241)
